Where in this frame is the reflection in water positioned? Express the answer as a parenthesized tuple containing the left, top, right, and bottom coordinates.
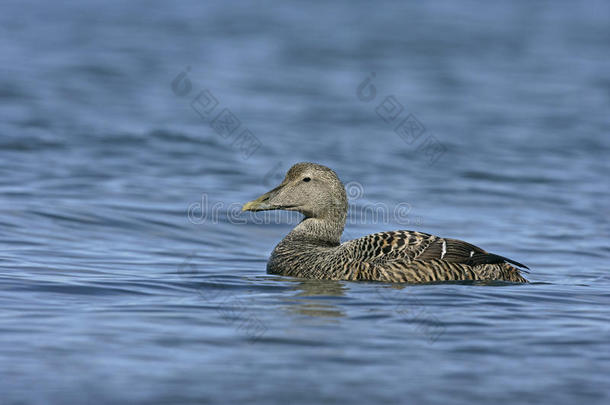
(282, 279, 348, 319)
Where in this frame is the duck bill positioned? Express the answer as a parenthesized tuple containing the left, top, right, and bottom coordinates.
(242, 194, 273, 211)
(242, 185, 283, 212)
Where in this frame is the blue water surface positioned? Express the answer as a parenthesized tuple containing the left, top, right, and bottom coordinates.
(0, 1, 609, 404)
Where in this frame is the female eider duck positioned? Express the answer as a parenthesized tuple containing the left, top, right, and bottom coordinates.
(242, 162, 528, 283)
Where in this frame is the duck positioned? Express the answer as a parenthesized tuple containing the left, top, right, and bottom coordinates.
(242, 162, 528, 283)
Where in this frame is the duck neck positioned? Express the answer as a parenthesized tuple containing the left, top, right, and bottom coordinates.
(286, 215, 346, 246)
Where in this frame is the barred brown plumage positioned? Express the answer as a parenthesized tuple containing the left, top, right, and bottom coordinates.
(242, 162, 529, 283)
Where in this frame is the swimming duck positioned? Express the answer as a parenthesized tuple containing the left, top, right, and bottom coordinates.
(242, 162, 528, 283)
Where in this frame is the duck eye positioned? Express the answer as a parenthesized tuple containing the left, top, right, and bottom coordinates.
(302, 177, 311, 182)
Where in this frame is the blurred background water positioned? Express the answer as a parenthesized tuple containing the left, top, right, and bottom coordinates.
(1, 0, 609, 404)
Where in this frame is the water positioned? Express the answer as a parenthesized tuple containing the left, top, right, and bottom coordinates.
(1, 1, 609, 403)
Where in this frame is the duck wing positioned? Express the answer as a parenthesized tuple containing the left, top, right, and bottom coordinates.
(339, 230, 529, 269)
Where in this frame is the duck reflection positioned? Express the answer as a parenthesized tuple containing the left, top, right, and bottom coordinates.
(282, 279, 348, 318)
